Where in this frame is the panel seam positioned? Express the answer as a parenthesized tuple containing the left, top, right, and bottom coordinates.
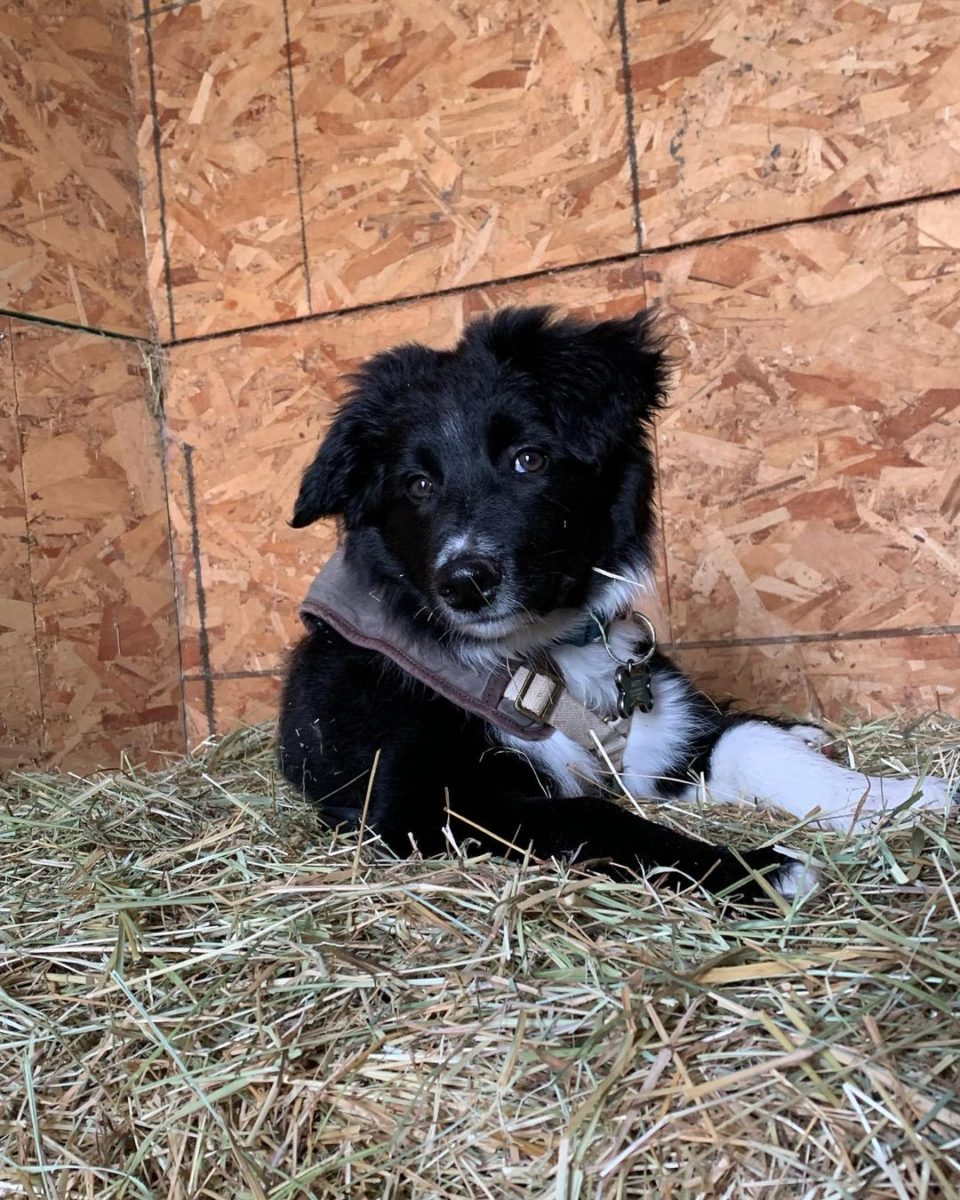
(7, 322, 48, 761)
(143, 0, 177, 340)
(616, 0, 643, 250)
(182, 443, 217, 736)
(674, 625, 960, 651)
(157, 183, 960, 349)
(282, 0, 314, 314)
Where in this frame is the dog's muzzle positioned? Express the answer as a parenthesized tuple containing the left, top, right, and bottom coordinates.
(434, 555, 502, 613)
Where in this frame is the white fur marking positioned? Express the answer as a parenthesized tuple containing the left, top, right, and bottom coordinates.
(773, 860, 820, 900)
(708, 721, 953, 828)
(439, 412, 467, 448)
(498, 728, 602, 798)
(622, 674, 713, 799)
(435, 533, 473, 569)
(551, 634, 709, 797)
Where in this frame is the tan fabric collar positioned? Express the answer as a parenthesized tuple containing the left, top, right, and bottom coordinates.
(301, 550, 550, 741)
(299, 550, 632, 760)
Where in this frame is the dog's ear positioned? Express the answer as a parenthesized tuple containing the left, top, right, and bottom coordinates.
(290, 404, 379, 528)
(471, 307, 668, 462)
(290, 370, 392, 529)
(290, 344, 443, 528)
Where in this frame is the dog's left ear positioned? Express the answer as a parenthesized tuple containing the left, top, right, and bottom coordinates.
(473, 307, 668, 462)
(290, 343, 443, 528)
(289, 405, 377, 528)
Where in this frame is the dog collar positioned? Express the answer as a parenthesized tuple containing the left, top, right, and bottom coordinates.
(299, 551, 654, 761)
(556, 613, 606, 647)
(300, 551, 553, 741)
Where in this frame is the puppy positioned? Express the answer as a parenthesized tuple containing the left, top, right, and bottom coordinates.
(279, 308, 953, 901)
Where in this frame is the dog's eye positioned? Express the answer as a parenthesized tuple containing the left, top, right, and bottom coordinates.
(407, 475, 434, 501)
(513, 449, 547, 474)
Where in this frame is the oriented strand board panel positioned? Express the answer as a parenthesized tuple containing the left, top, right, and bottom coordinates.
(0, 0, 150, 336)
(163, 261, 656, 695)
(132, 0, 637, 340)
(290, 0, 637, 312)
(0, 320, 45, 768)
(13, 323, 184, 771)
(184, 675, 280, 745)
(129, 14, 173, 343)
(130, 0, 310, 342)
(675, 633, 960, 722)
(648, 199, 960, 650)
(625, 0, 960, 247)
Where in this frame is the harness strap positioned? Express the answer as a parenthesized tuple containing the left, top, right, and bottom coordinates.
(503, 664, 630, 764)
(299, 551, 636, 768)
(301, 550, 551, 741)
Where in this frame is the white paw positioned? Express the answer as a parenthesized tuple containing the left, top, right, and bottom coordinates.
(773, 860, 820, 901)
(815, 773, 955, 827)
(907, 775, 957, 812)
(787, 724, 834, 751)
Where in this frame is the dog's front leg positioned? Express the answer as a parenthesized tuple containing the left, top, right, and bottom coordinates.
(706, 719, 955, 829)
(450, 793, 813, 901)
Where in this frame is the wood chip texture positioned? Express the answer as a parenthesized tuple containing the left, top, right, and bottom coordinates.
(0, 0, 150, 335)
(1, 325, 184, 771)
(650, 201, 960, 649)
(130, 0, 637, 339)
(626, 0, 960, 246)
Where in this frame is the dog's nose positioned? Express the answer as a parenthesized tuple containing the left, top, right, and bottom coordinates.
(435, 556, 502, 612)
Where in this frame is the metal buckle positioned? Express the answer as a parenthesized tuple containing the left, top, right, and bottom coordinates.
(512, 667, 563, 723)
(629, 612, 657, 665)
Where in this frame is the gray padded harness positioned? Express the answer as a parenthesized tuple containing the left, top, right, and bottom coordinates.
(300, 550, 652, 766)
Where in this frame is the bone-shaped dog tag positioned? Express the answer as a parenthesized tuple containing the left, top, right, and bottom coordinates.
(615, 660, 654, 718)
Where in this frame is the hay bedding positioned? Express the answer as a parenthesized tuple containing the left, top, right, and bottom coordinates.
(2, 718, 960, 1199)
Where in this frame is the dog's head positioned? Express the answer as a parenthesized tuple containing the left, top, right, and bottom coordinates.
(291, 307, 667, 648)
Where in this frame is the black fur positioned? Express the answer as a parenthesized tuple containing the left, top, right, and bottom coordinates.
(280, 308, 792, 900)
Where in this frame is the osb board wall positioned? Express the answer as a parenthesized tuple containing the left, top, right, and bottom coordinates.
(651, 199, 960, 644)
(0, 0, 182, 771)
(164, 199, 960, 738)
(0, 0, 150, 337)
(0, 320, 184, 771)
(625, 0, 960, 246)
(129, 0, 637, 342)
(130, 0, 960, 342)
(680, 634, 960, 725)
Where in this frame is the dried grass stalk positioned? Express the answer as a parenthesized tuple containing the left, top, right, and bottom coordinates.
(2, 715, 959, 1198)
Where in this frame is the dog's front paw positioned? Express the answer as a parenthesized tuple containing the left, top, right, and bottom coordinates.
(910, 775, 958, 811)
(786, 723, 837, 759)
(854, 772, 957, 824)
(772, 859, 820, 901)
(737, 847, 819, 904)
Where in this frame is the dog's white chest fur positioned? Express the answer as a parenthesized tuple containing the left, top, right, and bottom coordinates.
(496, 623, 954, 827)
(496, 621, 698, 801)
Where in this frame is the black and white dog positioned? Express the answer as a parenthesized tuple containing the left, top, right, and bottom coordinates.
(279, 308, 952, 901)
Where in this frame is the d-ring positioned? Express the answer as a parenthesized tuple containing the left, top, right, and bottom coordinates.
(597, 611, 658, 666)
(630, 612, 657, 665)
